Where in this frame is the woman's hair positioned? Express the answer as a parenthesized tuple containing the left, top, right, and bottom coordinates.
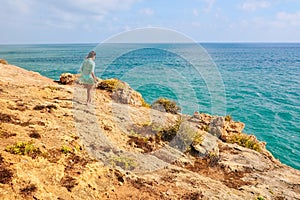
(86, 51, 96, 59)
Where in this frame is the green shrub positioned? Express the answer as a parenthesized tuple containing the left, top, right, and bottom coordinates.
(141, 121, 152, 127)
(141, 99, 151, 108)
(110, 156, 137, 170)
(5, 141, 41, 157)
(227, 133, 261, 152)
(202, 125, 210, 132)
(172, 123, 203, 152)
(61, 145, 73, 154)
(192, 132, 203, 146)
(97, 78, 126, 92)
(256, 196, 265, 200)
(225, 115, 232, 122)
(207, 152, 220, 166)
(152, 98, 181, 114)
(74, 145, 82, 152)
(156, 119, 182, 141)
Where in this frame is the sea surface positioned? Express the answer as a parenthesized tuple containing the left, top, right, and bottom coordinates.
(0, 43, 299, 170)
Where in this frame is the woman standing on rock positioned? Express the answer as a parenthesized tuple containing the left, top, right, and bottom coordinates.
(79, 51, 97, 105)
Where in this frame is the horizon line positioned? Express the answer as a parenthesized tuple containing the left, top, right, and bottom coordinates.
(1, 41, 300, 45)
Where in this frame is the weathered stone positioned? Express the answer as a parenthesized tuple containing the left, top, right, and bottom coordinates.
(193, 111, 201, 119)
(225, 121, 245, 133)
(220, 121, 246, 141)
(199, 113, 213, 125)
(192, 131, 219, 156)
(0, 65, 299, 200)
(112, 88, 144, 107)
(209, 116, 225, 138)
(59, 73, 77, 85)
(0, 59, 8, 65)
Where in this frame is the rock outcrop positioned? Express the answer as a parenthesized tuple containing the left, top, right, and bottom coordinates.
(97, 78, 145, 107)
(0, 63, 299, 200)
(0, 59, 8, 65)
(59, 73, 78, 85)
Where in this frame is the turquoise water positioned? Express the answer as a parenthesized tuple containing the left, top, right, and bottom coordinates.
(1, 43, 299, 170)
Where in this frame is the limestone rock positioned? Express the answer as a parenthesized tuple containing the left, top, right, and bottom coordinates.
(221, 120, 246, 141)
(219, 142, 275, 173)
(97, 78, 144, 106)
(112, 88, 144, 107)
(0, 59, 8, 65)
(0, 66, 299, 200)
(199, 113, 213, 125)
(59, 73, 79, 85)
(225, 120, 245, 133)
(209, 116, 225, 138)
(192, 131, 219, 156)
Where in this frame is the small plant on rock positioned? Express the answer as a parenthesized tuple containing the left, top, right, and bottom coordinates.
(141, 99, 151, 108)
(61, 145, 73, 154)
(225, 115, 232, 122)
(202, 125, 210, 132)
(156, 119, 182, 141)
(227, 133, 261, 152)
(172, 122, 203, 152)
(110, 156, 137, 170)
(97, 78, 126, 92)
(5, 141, 41, 158)
(152, 98, 181, 114)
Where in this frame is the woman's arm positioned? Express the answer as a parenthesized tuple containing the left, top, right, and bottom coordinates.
(91, 72, 97, 82)
(90, 60, 97, 82)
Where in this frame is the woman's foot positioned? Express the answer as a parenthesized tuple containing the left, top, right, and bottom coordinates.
(86, 100, 94, 107)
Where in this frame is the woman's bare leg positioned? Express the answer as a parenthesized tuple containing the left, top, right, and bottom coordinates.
(86, 84, 93, 104)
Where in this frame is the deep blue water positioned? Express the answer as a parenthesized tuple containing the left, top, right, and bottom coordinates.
(0, 43, 299, 170)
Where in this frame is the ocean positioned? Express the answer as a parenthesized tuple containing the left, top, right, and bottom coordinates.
(0, 43, 299, 170)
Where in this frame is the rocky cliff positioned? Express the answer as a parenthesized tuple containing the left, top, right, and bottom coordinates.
(0, 62, 299, 200)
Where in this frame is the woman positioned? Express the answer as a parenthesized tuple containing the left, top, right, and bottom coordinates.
(79, 51, 97, 105)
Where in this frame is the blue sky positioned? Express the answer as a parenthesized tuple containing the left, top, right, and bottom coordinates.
(1, 0, 300, 44)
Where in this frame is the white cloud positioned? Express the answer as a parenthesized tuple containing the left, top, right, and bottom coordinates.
(240, 1, 271, 11)
(277, 11, 300, 26)
(0, 0, 35, 23)
(5, 0, 34, 14)
(1, 0, 140, 27)
(193, 9, 199, 16)
(225, 9, 300, 41)
(62, 0, 138, 15)
(191, 22, 201, 27)
(204, 0, 216, 12)
(139, 8, 154, 16)
(124, 25, 132, 32)
(43, 0, 140, 22)
(245, 10, 300, 29)
(277, 11, 300, 21)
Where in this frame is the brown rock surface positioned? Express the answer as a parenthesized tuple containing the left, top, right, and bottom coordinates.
(0, 59, 9, 65)
(0, 63, 299, 200)
(59, 73, 80, 85)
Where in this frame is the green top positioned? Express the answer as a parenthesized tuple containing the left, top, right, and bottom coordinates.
(79, 58, 95, 85)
